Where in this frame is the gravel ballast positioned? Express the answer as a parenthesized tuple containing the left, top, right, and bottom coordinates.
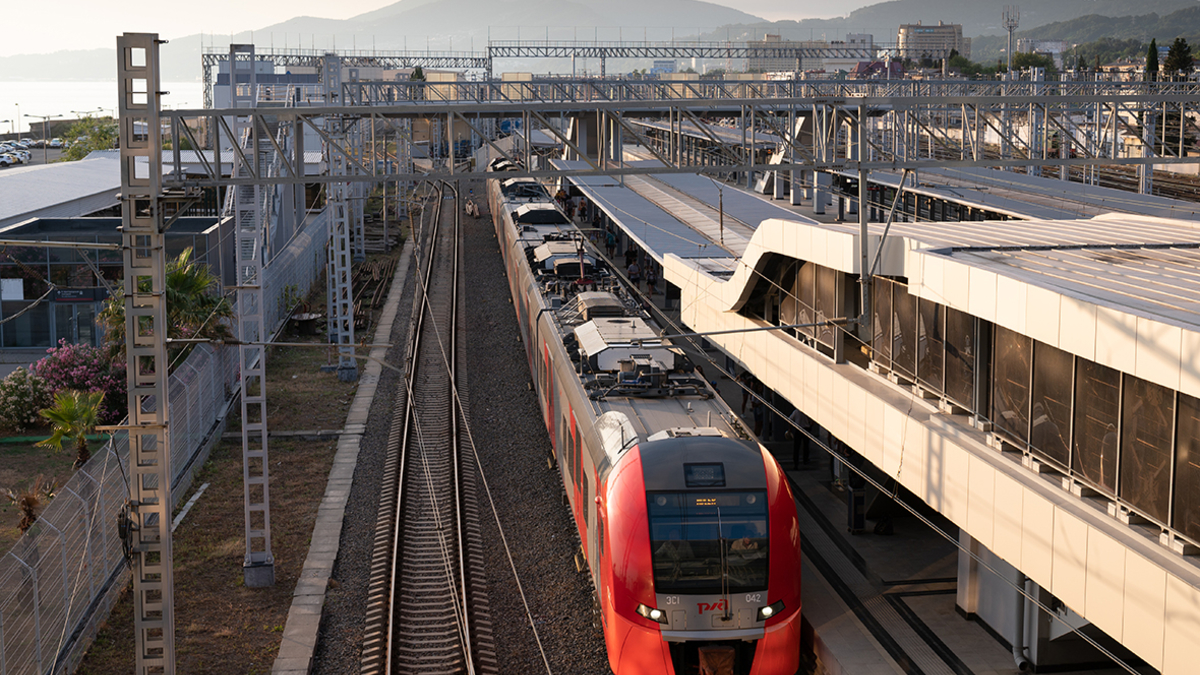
(312, 182, 610, 674)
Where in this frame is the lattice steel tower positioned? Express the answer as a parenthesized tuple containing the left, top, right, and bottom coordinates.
(229, 42, 276, 587)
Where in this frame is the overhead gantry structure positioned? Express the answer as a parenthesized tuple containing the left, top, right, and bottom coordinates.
(128, 37, 1200, 674)
(202, 40, 952, 98)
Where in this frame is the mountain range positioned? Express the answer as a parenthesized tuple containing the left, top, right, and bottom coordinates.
(3, 0, 1200, 81)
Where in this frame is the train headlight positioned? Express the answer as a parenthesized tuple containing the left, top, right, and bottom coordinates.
(636, 603, 669, 624)
(757, 600, 785, 621)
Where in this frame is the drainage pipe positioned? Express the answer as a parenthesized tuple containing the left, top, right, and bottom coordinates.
(1013, 572, 1031, 672)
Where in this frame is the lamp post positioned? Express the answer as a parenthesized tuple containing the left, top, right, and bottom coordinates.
(14, 104, 19, 140)
(26, 113, 62, 164)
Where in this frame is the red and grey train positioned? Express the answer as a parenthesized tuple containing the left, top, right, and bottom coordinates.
(486, 162, 803, 675)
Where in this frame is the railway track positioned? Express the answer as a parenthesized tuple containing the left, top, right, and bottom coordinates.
(362, 183, 497, 675)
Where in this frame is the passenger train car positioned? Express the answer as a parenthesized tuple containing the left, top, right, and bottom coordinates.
(486, 160, 803, 675)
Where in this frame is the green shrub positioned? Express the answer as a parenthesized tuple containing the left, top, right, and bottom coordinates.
(0, 367, 53, 432)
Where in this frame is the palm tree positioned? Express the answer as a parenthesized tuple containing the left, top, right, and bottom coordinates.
(98, 247, 234, 365)
(36, 390, 105, 468)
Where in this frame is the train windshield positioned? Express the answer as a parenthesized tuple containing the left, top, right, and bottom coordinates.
(647, 491, 769, 595)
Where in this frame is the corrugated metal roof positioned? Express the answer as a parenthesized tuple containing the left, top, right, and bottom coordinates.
(952, 243, 1200, 328)
(797, 211, 1200, 251)
(852, 167, 1200, 221)
(642, 167, 816, 230)
(630, 119, 782, 150)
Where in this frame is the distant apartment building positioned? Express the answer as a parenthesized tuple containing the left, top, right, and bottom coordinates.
(824, 33, 876, 73)
(650, 59, 677, 75)
(897, 21, 970, 60)
(1017, 39, 1070, 68)
(745, 34, 826, 73)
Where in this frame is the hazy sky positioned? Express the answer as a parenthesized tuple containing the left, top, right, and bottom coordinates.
(1, 0, 835, 59)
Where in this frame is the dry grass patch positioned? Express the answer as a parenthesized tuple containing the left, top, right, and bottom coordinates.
(79, 434, 340, 674)
(0, 431, 80, 545)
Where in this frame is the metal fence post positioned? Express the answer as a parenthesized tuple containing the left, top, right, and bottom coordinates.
(60, 487, 95, 601)
(35, 519, 70, 623)
(11, 553, 41, 674)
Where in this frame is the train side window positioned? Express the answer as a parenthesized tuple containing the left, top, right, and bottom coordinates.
(582, 468, 590, 525)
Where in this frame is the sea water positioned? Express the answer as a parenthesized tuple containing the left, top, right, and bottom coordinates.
(0, 81, 204, 135)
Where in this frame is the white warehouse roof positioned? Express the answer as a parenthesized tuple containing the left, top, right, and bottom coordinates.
(0, 154, 124, 228)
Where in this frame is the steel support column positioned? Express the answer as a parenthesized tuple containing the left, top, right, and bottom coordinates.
(230, 42, 276, 587)
(117, 32, 176, 674)
(323, 54, 358, 381)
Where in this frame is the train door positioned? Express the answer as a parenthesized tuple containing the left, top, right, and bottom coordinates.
(543, 343, 554, 450)
(588, 466, 600, 577)
(577, 415, 588, 557)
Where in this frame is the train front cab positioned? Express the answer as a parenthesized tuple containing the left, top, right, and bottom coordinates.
(599, 438, 802, 675)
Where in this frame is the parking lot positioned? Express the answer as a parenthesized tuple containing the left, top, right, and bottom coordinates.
(0, 143, 67, 168)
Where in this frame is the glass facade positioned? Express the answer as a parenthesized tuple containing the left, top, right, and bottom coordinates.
(1031, 343, 1073, 469)
(815, 265, 837, 349)
(892, 283, 917, 378)
(764, 255, 1200, 544)
(872, 277, 892, 363)
(1073, 359, 1120, 495)
(944, 306, 976, 409)
(917, 297, 944, 392)
(1174, 394, 1200, 542)
(992, 326, 1032, 444)
(0, 223, 220, 351)
(1120, 376, 1174, 524)
(796, 262, 816, 339)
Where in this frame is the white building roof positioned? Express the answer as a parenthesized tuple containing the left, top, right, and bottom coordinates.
(677, 211, 1200, 407)
(0, 154, 124, 228)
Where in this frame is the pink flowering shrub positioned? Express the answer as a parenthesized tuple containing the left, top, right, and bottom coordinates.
(0, 367, 53, 432)
(30, 339, 127, 424)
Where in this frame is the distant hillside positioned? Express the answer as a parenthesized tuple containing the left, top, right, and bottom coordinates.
(971, 7, 1200, 63)
(1, 0, 762, 81)
(696, 0, 1199, 45)
(8, 0, 1200, 81)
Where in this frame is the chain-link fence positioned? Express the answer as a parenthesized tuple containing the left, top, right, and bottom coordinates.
(0, 209, 329, 675)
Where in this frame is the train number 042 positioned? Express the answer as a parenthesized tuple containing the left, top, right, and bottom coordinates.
(745, 593, 762, 603)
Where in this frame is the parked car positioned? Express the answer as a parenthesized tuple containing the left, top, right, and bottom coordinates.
(15, 139, 32, 148)
(0, 154, 13, 167)
(48, 138, 63, 148)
